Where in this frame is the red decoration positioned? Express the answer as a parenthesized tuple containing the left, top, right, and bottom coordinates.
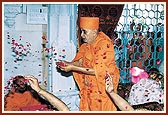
(56, 62, 66, 67)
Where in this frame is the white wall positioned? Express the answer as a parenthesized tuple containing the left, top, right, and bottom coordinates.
(3, 12, 44, 94)
(47, 4, 78, 92)
(3, 4, 80, 111)
(47, 4, 80, 110)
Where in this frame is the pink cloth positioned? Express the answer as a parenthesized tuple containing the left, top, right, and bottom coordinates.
(130, 67, 149, 84)
(20, 104, 52, 111)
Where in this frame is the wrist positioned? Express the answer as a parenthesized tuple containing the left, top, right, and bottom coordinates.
(37, 88, 42, 94)
(72, 64, 77, 71)
(108, 90, 114, 94)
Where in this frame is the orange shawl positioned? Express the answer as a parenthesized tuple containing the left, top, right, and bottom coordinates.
(73, 32, 120, 111)
(5, 91, 41, 111)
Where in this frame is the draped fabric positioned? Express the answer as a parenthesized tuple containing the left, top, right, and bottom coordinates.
(128, 78, 164, 106)
(72, 32, 120, 111)
(5, 91, 41, 111)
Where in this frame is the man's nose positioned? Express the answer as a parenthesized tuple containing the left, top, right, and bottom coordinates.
(81, 33, 83, 38)
(81, 31, 84, 37)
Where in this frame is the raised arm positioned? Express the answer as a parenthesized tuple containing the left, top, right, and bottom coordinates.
(24, 75, 70, 111)
(105, 73, 134, 111)
(56, 59, 95, 76)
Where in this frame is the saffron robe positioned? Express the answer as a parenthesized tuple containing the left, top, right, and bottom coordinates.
(5, 91, 41, 111)
(73, 32, 120, 111)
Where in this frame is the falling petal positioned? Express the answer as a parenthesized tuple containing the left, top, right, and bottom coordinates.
(103, 56, 106, 59)
(156, 60, 161, 65)
(24, 79, 29, 83)
(159, 47, 162, 52)
(98, 90, 102, 94)
(62, 49, 65, 52)
(98, 99, 102, 102)
(127, 45, 131, 49)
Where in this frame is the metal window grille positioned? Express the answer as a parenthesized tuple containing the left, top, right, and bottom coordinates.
(114, 4, 164, 83)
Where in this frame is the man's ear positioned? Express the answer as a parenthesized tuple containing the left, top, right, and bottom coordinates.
(93, 30, 98, 36)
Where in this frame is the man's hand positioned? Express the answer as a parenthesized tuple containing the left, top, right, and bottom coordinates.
(24, 75, 41, 93)
(105, 73, 114, 94)
(56, 60, 73, 72)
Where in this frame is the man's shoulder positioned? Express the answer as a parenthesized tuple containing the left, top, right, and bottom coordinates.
(24, 90, 33, 95)
(5, 92, 16, 99)
(96, 32, 113, 45)
(80, 43, 88, 48)
(98, 32, 112, 41)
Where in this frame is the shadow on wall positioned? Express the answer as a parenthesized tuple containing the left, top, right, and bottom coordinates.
(56, 67, 73, 77)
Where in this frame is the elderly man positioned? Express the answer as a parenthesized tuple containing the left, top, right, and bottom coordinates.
(4, 75, 69, 111)
(57, 17, 120, 111)
(4, 75, 42, 111)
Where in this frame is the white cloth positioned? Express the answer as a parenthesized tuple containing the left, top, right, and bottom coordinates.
(128, 78, 164, 105)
